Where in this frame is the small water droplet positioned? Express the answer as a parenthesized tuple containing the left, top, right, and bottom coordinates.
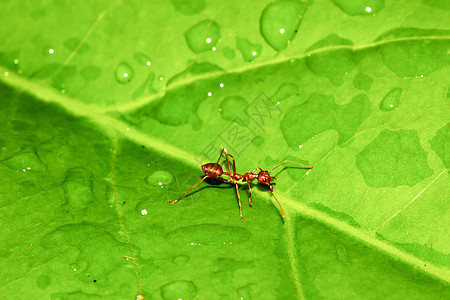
(63, 168, 95, 208)
(146, 170, 174, 187)
(207, 92, 212, 96)
(169, 0, 205, 15)
(331, 0, 385, 16)
(379, 87, 402, 111)
(260, 0, 306, 51)
(80, 65, 101, 81)
(220, 96, 249, 125)
(115, 62, 134, 84)
(2, 147, 46, 171)
(13, 58, 19, 64)
(219, 83, 224, 88)
(236, 38, 262, 62)
(141, 209, 148, 216)
(133, 52, 152, 67)
(173, 255, 190, 266)
(222, 46, 236, 60)
(161, 280, 197, 300)
(185, 19, 221, 53)
(271, 82, 299, 103)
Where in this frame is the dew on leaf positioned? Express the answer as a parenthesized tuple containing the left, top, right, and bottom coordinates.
(185, 19, 221, 53)
(236, 38, 262, 62)
(356, 129, 433, 187)
(63, 167, 95, 208)
(260, 0, 306, 51)
(170, 0, 205, 15)
(2, 146, 46, 172)
(429, 122, 450, 168)
(222, 46, 236, 60)
(335, 243, 351, 265)
(305, 34, 356, 86)
(280, 93, 371, 149)
(133, 52, 152, 66)
(146, 170, 174, 187)
(80, 65, 101, 81)
(375, 28, 450, 77)
(219, 95, 249, 125)
(252, 136, 264, 147)
(115, 62, 134, 84)
(173, 255, 190, 265)
(36, 274, 51, 289)
(133, 72, 157, 99)
(161, 280, 197, 300)
(331, 0, 385, 15)
(271, 82, 299, 103)
(352, 71, 373, 92)
(379, 87, 402, 111)
(63, 37, 89, 54)
(165, 224, 251, 246)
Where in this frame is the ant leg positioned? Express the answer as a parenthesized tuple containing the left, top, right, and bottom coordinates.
(169, 176, 207, 204)
(269, 188, 285, 218)
(246, 181, 253, 206)
(216, 146, 226, 164)
(269, 160, 313, 174)
(222, 147, 233, 175)
(234, 182, 244, 220)
(227, 153, 237, 175)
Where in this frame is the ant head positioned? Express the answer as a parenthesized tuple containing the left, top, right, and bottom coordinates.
(257, 171, 276, 189)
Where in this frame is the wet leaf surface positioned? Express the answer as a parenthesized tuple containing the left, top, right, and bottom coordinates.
(0, 0, 449, 299)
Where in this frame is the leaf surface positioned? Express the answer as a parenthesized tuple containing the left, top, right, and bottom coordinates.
(0, 0, 449, 299)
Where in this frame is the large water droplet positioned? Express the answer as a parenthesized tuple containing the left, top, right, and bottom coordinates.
(236, 38, 261, 62)
(271, 82, 299, 103)
(2, 146, 46, 172)
(161, 280, 197, 300)
(379, 87, 402, 111)
(80, 65, 101, 81)
(305, 34, 356, 86)
(173, 255, 190, 266)
(331, 0, 385, 15)
(115, 62, 134, 84)
(170, 0, 205, 15)
(146, 170, 174, 188)
(352, 71, 373, 92)
(36, 275, 51, 290)
(260, 0, 306, 51)
(220, 96, 249, 125)
(63, 167, 95, 208)
(185, 20, 221, 53)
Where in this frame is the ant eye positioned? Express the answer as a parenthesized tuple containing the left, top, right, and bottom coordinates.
(263, 178, 266, 182)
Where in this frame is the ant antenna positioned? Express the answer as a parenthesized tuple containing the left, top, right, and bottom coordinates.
(269, 160, 313, 174)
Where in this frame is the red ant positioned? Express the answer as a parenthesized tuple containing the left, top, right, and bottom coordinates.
(169, 146, 313, 220)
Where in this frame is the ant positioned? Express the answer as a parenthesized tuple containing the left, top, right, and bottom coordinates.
(169, 146, 313, 220)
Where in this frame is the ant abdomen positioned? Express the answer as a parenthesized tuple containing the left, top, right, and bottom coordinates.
(201, 163, 223, 178)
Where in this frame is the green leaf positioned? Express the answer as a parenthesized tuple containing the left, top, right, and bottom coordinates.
(0, 0, 449, 299)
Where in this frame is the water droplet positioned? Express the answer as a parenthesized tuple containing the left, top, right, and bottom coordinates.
(2, 146, 46, 171)
(165, 224, 251, 246)
(63, 37, 89, 54)
(236, 38, 262, 62)
(185, 19, 221, 53)
(260, 0, 306, 51)
(251, 136, 264, 146)
(335, 243, 351, 264)
(331, 0, 385, 15)
(352, 71, 373, 92)
(219, 96, 249, 125)
(115, 62, 134, 84)
(80, 65, 101, 81)
(305, 34, 356, 86)
(376, 28, 449, 77)
(36, 275, 51, 290)
(207, 92, 212, 96)
(379, 87, 402, 111)
(133, 72, 157, 99)
(141, 209, 148, 216)
(161, 280, 197, 300)
(63, 167, 95, 208)
(173, 255, 190, 266)
(222, 46, 236, 60)
(169, 0, 205, 15)
(133, 52, 152, 67)
(146, 170, 174, 187)
(271, 82, 299, 103)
